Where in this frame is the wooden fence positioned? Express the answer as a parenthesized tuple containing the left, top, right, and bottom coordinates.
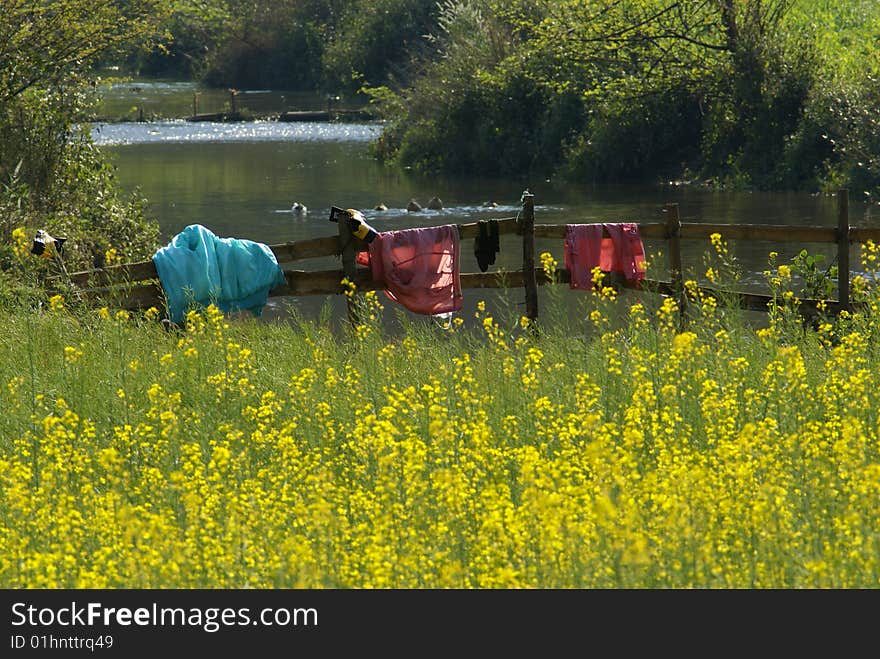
(56, 188, 878, 322)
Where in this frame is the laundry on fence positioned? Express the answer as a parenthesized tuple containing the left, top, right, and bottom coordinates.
(473, 218, 500, 272)
(153, 224, 286, 323)
(357, 224, 463, 316)
(564, 223, 647, 291)
(51, 191, 858, 326)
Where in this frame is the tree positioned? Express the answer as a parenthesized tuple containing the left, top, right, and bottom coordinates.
(372, 0, 827, 187)
(0, 1, 170, 277)
(322, 0, 439, 92)
(0, 0, 171, 106)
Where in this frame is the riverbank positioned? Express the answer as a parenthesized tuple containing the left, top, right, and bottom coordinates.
(91, 107, 377, 124)
(90, 79, 376, 124)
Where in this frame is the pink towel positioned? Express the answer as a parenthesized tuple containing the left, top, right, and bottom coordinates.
(564, 223, 646, 290)
(360, 225, 463, 315)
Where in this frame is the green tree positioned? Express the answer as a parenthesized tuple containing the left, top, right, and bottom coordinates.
(0, 1, 169, 286)
(145, 1, 348, 90)
(781, 0, 880, 194)
(322, 0, 439, 93)
(0, 0, 170, 106)
(367, 0, 544, 174)
(507, 0, 814, 185)
(370, 0, 837, 189)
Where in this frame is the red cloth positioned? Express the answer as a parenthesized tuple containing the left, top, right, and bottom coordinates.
(358, 225, 463, 315)
(564, 223, 646, 290)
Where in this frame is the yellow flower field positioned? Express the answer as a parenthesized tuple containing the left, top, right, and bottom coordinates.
(1, 242, 879, 588)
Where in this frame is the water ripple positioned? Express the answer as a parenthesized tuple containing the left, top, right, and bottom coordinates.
(89, 120, 384, 146)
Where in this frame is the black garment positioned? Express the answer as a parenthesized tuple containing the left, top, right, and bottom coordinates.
(474, 219, 500, 272)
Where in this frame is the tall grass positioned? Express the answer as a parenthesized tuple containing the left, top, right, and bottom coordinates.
(1, 240, 880, 588)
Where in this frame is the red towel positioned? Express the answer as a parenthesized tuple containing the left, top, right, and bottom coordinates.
(564, 223, 646, 290)
(358, 225, 463, 315)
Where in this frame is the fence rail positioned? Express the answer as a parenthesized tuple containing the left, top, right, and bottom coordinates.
(55, 189, 865, 321)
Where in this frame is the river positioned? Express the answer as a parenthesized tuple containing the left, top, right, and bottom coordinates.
(91, 81, 879, 330)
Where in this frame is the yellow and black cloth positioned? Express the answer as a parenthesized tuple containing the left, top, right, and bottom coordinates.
(31, 230, 66, 260)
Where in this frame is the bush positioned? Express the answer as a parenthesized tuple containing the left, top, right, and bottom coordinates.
(0, 85, 160, 305)
(322, 0, 438, 93)
(560, 90, 704, 184)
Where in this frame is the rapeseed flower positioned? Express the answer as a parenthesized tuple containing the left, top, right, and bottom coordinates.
(5, 273, 880, 589)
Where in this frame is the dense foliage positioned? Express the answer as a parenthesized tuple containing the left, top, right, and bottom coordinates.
(368, 0, 880, 193)
(125, 1, 880, 193)
(128, 0, 440, 93)
(0, 1, 166, 297)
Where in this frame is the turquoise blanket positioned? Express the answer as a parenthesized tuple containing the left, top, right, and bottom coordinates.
(153, 224, 286, 323)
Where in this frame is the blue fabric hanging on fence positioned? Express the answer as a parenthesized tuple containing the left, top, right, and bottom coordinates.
(153, 224, 286, 324)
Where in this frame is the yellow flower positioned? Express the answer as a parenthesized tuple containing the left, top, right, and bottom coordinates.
(710, 232, 728, 256)
(12, 227, 30, 257)
(340, 277, 357, 299)
(671, 331, 697, 354)
(49, 295, 65, 311)
(539, 252, 558, 278)
(63, 346, 83, 363)
(7, 375, 25, 396)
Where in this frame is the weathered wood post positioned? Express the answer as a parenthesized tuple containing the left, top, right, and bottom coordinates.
(837, 188, 850, 314)
(520, 191, 539, 323)
(665, 202, 685, 319)
(338, 215, 359, 326)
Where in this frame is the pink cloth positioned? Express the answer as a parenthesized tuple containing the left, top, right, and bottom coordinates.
(360, 225, 463, 315)
(564, 223, 646, 290)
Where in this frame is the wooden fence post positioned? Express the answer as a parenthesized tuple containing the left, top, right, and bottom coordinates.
(665, 203, 685, 318)
(837, 188, 850, 314)
(520, 191, 539, 323)
(338, 216, 359, 326)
